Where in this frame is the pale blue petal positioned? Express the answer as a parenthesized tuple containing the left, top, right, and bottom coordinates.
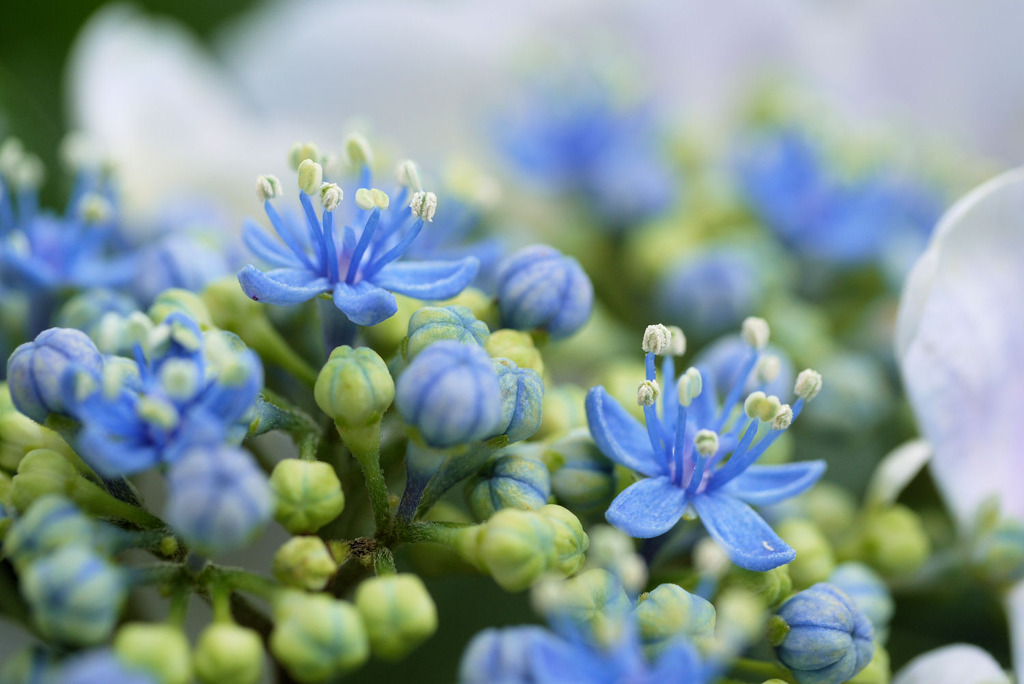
(236, 265, 327, 305)
(606, 476, 687, 539)
(693, 491, 794, 571)
(332, 280, 398, 326)
(718, 461, 826, 505)
(243, 219, 302, 268)
(647, 641, 704, 681)
(371, 257, 479, 300)
(585, 387, 665, 477)
(896, 168, 1024, 526)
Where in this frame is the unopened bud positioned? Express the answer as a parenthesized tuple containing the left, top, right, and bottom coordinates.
(114, 623, 192, 684)
(666, 326, 687, 356)
(637, 379, 661, 407)
(297, 159, 323, 195)
(395, 159, 423, 191)
(288, 141, 320, 170)
(741, 316, 770, 349)
(642, 324, 672, 355)
(346, 134, 374, 168)
(273, 536, 338, 591)
(677, 367, 703, 406)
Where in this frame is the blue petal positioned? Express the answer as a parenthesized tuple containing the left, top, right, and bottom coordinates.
(717, 461, 826, 506)
(585, 386, 665, 477)
(692, 491, 794, 571)
(647, 641, 704, 681)
(237, 265, 327, 306)
(243, 219, 303, 268)
(606, 476, 687, 538)
(370, 257, 479, 299)
(332, 281, 398, 326)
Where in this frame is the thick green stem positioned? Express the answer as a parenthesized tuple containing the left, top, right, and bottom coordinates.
(70, 477, 165, 529)
(730, 658, 797, 684)
(247, 318, 318, 386)
(336, 421, 391, 534)
(206, 566, 280, 602)
(373, 547, 396, 576)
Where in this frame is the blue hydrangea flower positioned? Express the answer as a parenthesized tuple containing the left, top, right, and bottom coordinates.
(404, 197, 504, 293)
(695, 334, 794, 402)
(69, 313, 262, 477)
(164, 444, 272, 552)
(657, 248, 764, 337)
(60, 650, 158, 684)
(495, 245, 593, 340)
(736, 128, 941, 269)
(586, 323, 825, 571)
(134, 231, 235, 305)
(237, 156, 479, 327)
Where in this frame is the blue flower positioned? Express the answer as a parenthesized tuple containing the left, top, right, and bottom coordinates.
(164, 444, 272, 552)
(134, 230, 235, 305)
(495, 245, 593, 340)
(7, 327, 104, 423)
(237, 154, 479, 327)
(60, 650, 158, 684)
(657, 248, 764, 337)
(69, 313, 262, 476)
(586, 322, 825, 571)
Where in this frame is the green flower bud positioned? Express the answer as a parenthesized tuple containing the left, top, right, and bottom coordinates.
(315, 346, 394, 428)
(777, 519, 836, 589)
(404, 305, 489, 361)
(535, 568, 631, 646)
(9, 449, 79, 511)
(486, 329, 544, 376)
(477, 508, 555, 591)
(437, 287, 497, 324)
(544, 429, 616, 516)
(971, 518, 1024, 586)
(0, 385, 77, 471)
(635, 583, 716, 657)
(271, 592, 369, 683)
(114, 623, 192, 684)
(363, 294, 421, 357)
(847, 642, 891, 684)
(535, 383, 587, 440)
(799, 482, 858, 548)
(269, 459, 345, 534)
(148, 289, 213, 329)
(467, 452, 551, 520)
(194, 623, 265, 684)
(273, 536, 339, 591)
(354, 573, 438, 660)
(540, 504, 589, 577)
(584, 525, 647, 595)
(725, 566, 794, 608)
(851, 505, 931, 578)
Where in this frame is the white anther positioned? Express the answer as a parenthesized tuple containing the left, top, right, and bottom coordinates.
(410, 191, 437, 222)
(667, 325, 687, 356)
(78, 194, 113, 224)
(744, 391, 766, 419)
(60, 132, 103, 171)
(741, 316, 770, 350)
(297, 159, 324, 195)
(794, 369, 823, 401)
(346, 133, 374, 168)
(677, 367, 703, 407)
(159, 358, 201, 401)
(355, 187, 389, 210)
(288, 141, 321, 170)
(320, 182, 343, 211)
(396, 159, 423, 192)
(756, 355, 781, 384)
(771, 404, 793, 430)
(256, 175, 282, 202)
(642, 324, 672, 355)
(694, 429, 719, 458)
(637, 379, 661, 407)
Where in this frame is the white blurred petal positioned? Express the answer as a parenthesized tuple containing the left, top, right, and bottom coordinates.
(896, 168, 1024, 527)
(893, 644, 1010, 684)
(865, 439, 932, 507)
(1008, 583, 1024, 680)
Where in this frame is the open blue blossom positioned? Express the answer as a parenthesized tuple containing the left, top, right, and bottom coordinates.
(586, 321, 825, 571)
(68, 313, 262, 477)
(736, 128, 941, 270)
(237, 151, 479, 327)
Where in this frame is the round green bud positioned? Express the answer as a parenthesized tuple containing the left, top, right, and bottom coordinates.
(192, 623, 264, 684)
(467, 453, 551, 520)
(725, 565, 793, 608)
(544, 429, 616, 516)
(270, 592, 369, 683)
(854, 505, 931, 578)
(536, 568, 631, 646)
(315, 346, 394, 428)
(354, 573, 438, 660)
(149, 289, 213, 329)
(437, 287, 496, 324)
(635, 583, 716, 657)
(202, 277, 265, 330)
(486, 329, 544, 376)
(777, 519, 836, 589)
(535, 383, 587, 440)
(273, 536, 339, 591)
(363, 294, 421, 357)
(799, 481, 858, 548)
(9, 449, 78, 511)
(269, 459, 345, 534)
(404, 305, 489, 361)
(0, 386, 76, 472)
(477, 508, 555, 591)
(114, 623, 192, 684)
(540, 504, 589, 577)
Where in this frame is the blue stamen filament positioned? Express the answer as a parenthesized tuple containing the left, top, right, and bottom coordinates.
(322, 210, 339, 283)
(670, 404, 688, 485)
(711, 349, 760, 432)
(298, 192, 328, 271)
(363, 218, 424, 280)
(264, 200, 315, 271)
(345, 208, 381, 284)
(642, 352, 665, 455)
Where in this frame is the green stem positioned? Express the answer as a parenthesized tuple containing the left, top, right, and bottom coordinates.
(71, 478, 165, 529)
(730, 658, 797, 684)
(373, 547, 396, 576)
(210, 580, 234, 623)
(167, 583, 190, 627)
(336, 422, 391, 534)
(206, 566, 280, 602)
(248, 318, 318, 386)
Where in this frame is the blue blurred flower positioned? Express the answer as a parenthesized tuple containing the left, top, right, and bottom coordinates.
(164, 444, 272, 552)
(7, 327, 104, 423)
(586, 323, 825, 570)
(4, 496, 102, 567)
(60, 650, 158, 684)
(828, 562, 894, 635)
(694, 334, 794, 401)
(134, 231, 235, 305)
(237, 156, 479, 327)
(657, 248, 764, 337)
(495, 245, 593, 340)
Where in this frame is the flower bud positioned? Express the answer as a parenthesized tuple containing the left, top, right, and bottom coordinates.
(850, 505, 931, 578)
(635, 583, 716, 657)
(493, 359, 544, 442)
(405, 305, 489, 361)
(269, 459, 346, 534)
(724, 566, 793, 608)
(847, 643, 890, 684)
(534, 568, 631, 646)
(485, 329, 544, 376)
(467, 452, 550, 520)
(410, 191, 437, 221)
(255, 174, 282, 202)
(545, 429, 615, 516)
(795, 369, 823, 401)
(273, 536, 339, 591)
(9, 448, 79, 511)
(0, 384, 77, 471)
(4, 495, 97, 567)
(477, 508, 555, 591)
(774, 583, 874, 684)
(114, 623, 192, 684)
(972, 518, 1024, 586)
(354, 573, 438, 660)
(396, 341, 502, 448)
(315, 345, 394, 428)
(148, 289, 214, 329)
(56, 289, 137, 339)
(535, 383, 586, 440)
(828, 563, 894, 635)
(540, 504, 589, 577)
(584, 525, 647, 595)
(776, 519, 836, 589)
(194, 623, 265, 684)
(7, 328, 103, 423)
(21, 544, 126, 646)
(165, 446, 272, 553)
(271, 592, 369, 682)
(297, 159, 324, 195)
(495, 245, 593, 340)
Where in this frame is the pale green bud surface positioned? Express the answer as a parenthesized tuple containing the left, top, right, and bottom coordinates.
(354, 574, 438, 660)
(269, 459, 345, 534)
(193, 623, 265, 684)
(114, 623, 192, 684)
(273, 536, 339, 591)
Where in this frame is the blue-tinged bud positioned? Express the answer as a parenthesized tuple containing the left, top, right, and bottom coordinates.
(59, 650, 157, 684)
(486, 329, 544, 376)
(21, 544, 126, 646)
(467, 452, 551, 520)
(495, 245, 593, 340)
(354, 573, 438, 660)
(534, 568, 631, 646)
(395, 341, 502, 448)
(4, 495, 97, 567)
(114, 623, 192, 684)
(972, 519, 1024, 586)
(774, 583, 874, 684)
(148, 289, 214, 329)
(493, 358, 544, 442)
(657, 247, 763, 337)
(164, 446, 272, 553)
(194, 623, 265, 684)
(315, 345, 394, 430)
(458, 627, 548, 684)
(828, 563, 894, 636)
(635, 583, 716, 657)
(269, 459, 345, 534)
(56, 289, 138, 339)
(273, 536, 339, 591)
(270, 592, 369, 683)
(847, 643, 890, 684)
(404, 305, 489, 361)
(776, 519, 836, 589)
(544, 428, 616, 516)
(7, 328, 103, 423)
